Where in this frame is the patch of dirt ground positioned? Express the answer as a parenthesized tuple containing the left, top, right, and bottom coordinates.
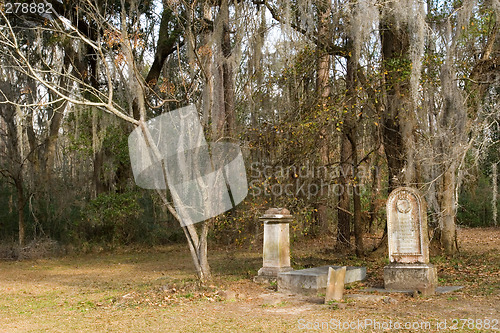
(0, 227, 498, 332)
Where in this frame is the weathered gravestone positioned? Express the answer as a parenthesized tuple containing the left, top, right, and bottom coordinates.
(254, 208, 293, 283)
(384, 187, 438, 295)
(325, 266, 347, 303)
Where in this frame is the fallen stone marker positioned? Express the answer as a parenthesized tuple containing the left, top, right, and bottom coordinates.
(325, 266, 346, 303)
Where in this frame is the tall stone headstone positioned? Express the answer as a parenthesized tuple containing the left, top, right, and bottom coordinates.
(254, 208, 293, 283)
(384, 187, 438, 295)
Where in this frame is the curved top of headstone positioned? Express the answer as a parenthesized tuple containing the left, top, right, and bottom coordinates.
(388, 186, 422, 199)
(260, 207, 293, 221)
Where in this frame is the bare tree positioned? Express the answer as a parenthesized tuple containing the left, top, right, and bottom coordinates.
(0, 74, 28, 246)
(0, 1, 218, 281)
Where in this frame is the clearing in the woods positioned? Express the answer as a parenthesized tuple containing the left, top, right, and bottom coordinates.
(0, 227, 499, 332)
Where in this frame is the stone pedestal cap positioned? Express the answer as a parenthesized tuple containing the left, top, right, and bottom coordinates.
(260, 208, 293, 221)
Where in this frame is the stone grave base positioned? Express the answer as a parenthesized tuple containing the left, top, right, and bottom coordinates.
(384, 263, 437, 295)
(277, 265, 366, 296)
(254, 266, 293, 284)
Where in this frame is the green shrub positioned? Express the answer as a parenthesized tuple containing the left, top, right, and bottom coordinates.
(81, 192, 143, 246)
(458, 173, 498, 227)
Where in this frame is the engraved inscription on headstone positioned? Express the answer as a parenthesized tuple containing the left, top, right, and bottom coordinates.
(394, 197, 420, 254)
(386, 187, 429, 264)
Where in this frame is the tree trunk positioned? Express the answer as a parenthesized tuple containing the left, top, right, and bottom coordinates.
(93, 150, 108, 197)
(345, 36, 364, 256)
(337, 133, 351, 249)
(201, 1, 213, 129)
(212, 0, 236, 139)
(314, 0, 332, 233)
(368, 146, 382, 234)
(198, 221, 210, 280)
(441, 163, 457, 254)
(349, 135, 364, 256)
(493, 163, 498, 226)
(15, 178, 25, 246)
(44, 97, 66, 184)
(379, 11, 411, 192)
(42, 55, 70, 189)
(366, 10, 413, 255)
(145, 7, 183, 86)
(180, 222, 211, 282)
(141, 121, 212, 282)
(221, 1, 236, 137)
(2, 102, 27, 246)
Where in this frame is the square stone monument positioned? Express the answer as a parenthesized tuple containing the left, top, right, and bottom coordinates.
(254, 208, 293, 283)
(384, 187, 438, 295)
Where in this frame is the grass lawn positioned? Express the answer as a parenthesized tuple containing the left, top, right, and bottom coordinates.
(0, 227, 498, 332)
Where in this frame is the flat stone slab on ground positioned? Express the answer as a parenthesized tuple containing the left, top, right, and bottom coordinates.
(253, 275, 277, 284)
(345, 294, 398, 304)
(364, 286, 464, 295)
(345, 294, 386, 302)
(278, 265, 366, 296)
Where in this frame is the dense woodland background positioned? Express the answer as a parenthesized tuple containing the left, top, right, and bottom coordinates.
(0, 0, 499, 278)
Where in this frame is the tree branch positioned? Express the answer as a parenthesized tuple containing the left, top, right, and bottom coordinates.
(263, 0, 347, 56)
